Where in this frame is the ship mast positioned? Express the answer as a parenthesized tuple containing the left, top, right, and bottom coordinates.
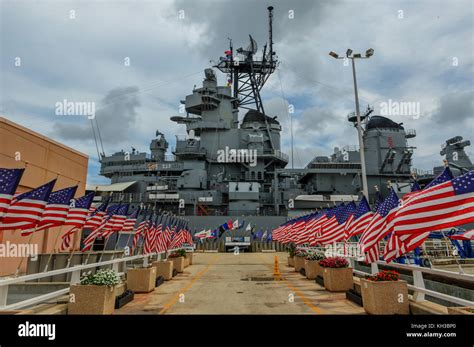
(215, 6, 277, 150)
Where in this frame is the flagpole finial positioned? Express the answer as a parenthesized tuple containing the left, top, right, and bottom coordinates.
(443, 159, 449, 167)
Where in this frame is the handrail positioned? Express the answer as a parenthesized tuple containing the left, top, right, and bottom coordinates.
(0, 248, 183, 310)
(297, 244, 474, 307)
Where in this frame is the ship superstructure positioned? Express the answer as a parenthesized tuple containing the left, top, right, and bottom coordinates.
(95, 7, 472, 217)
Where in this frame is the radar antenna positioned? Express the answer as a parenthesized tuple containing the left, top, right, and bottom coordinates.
(215, 6, 277, 150)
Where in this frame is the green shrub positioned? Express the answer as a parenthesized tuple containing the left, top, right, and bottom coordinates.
(287, 244, 296, 257)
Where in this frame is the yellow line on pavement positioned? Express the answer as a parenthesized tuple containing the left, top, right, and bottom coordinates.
(258, 253, 324, 314)
(159, 255, 218, 314)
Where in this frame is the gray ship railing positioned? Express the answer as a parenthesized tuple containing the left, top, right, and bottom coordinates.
(298, 245, 474, 307)
(0, 248, 183, 311)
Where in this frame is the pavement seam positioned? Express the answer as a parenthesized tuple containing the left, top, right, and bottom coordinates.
(257, 253, 324, 314)
(159, 255, 218, 314)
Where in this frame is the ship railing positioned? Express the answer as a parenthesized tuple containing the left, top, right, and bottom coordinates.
(258, 149, 289, 161)
(0, 248, 184, 311)
(298, 244, 474, 307)
(109, 193, 144, 203)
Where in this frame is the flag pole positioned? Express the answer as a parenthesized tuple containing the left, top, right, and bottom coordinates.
(97, 193, 123, 263)
(110, 196, 136, 260)
(121, 204, 146, 259)
(14, 170, 58, 276)
(63, 226, 81, 268)
(82, 186, 102, 265)
(42, 182, 80, 272)
(440, 159, 465, 274)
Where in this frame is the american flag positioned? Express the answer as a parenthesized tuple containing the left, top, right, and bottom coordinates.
(359, 189, 399, 263)
(383, 169, 474, 261)
(155, 224, 168, 252)
(168, 229, 186, 249)
(0, 179, 56, 231)
(143, 216, 158, 254)
(392, 168, 472, 235)
(81, 204, 118, 251)
(132, 211, 151, 253)
(82, 200, 109, 230)
(163, 222, 174, 248)
(120, 207, 139, 232)
(99, 204, 129, 238)
(0, 168, 24, 220)
(450, 229, 474, 241)
(280, 216, 307, 244)
(110, 204, 129, 231)
(411, 181, 421, 192)
(317, 203, 356, 245)
(425, 166, 454, 189)
(63, 192, 95, 228)
(60, 230, 73, 251)
(294, 213, 318, 245)
(98, 204, 124, 238)
(313, 205, 342, 244)
(382, 174, 425, 262)
(307, 210, 330, 246)
(345, 196, 373, 238)
(21, 186, 78, 235)
(184, 230, 193, 244)
(56, 193, 95, 252)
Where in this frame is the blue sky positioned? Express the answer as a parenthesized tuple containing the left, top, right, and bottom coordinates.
(1, 0, 473, 184)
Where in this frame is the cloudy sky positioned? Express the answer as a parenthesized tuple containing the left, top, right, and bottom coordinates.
(1, 0, 473, 184)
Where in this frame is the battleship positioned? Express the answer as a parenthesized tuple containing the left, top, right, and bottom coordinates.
(90, 7, 473, 225)
(1, 2, 474, 339)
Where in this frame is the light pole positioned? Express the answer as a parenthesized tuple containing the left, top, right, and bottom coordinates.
(329, 48, 374, 199)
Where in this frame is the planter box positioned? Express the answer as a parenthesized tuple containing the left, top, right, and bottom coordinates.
(360, 279, 409, 315)
(170, 256, 185, 273)
(126, 267, 156, 293)
(447, 306, 474, 315)
(155, 276, 165, 288)
(315, 275, 324, 287)
(294, 256, 306, 272)
(304, 260, 323, 280)
(346, 289, 363, 307)
(68, 284, 116, 315)
(288, 256, 294, 267)
(185, 252, 193, 265)
(152, 260, 173, 281)
(184, 257, 190, 268)
(322, 267, 353, 292)
(115, 290, 134, 309)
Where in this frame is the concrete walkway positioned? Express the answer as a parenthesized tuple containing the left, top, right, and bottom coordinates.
(115, 252, 365, 315)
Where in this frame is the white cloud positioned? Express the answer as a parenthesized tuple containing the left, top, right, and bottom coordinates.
(1, 0, 472, 184)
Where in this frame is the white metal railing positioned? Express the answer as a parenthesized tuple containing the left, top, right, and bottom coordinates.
(0, 248, 183, 311)
(297, 244, 474, 307)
